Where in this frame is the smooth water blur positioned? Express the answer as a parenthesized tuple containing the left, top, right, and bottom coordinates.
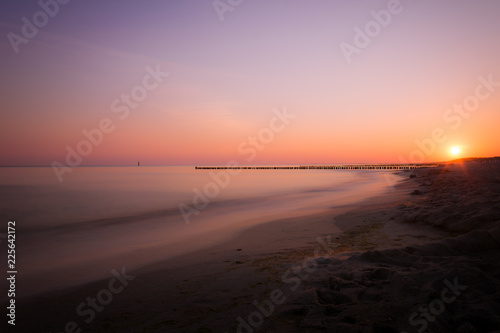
(0, 166, 402, 297)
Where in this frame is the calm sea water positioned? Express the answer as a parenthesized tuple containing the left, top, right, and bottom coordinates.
(0, 166, 402, 297)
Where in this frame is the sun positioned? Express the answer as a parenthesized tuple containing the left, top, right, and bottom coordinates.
(450, 146, 461, 156)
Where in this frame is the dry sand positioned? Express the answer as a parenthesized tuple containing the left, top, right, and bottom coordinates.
(13, 158, 500, 332)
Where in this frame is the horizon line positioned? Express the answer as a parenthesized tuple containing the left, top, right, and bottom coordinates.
(1, 156, 498, 168)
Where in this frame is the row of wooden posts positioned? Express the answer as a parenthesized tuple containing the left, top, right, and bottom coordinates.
(195, 164, 441, 170)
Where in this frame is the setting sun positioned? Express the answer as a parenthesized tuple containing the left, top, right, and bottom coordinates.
(451, 146, 461, 156)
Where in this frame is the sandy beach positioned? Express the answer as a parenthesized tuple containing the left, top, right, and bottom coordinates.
(13, 158, 500, 332)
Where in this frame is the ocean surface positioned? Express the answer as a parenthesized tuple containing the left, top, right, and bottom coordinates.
(0, 166, 402, 297)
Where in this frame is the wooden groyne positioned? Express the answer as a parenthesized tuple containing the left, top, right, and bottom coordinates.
(195, 164, 441, 170)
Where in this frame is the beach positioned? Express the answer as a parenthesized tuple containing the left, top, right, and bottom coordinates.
(10, 158, 500, 332)
(3, 1, 500, 332)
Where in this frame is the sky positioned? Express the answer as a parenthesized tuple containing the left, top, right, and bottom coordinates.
(1, 0, 499, 166)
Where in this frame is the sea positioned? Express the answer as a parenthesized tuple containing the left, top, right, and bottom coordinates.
(0, 166, 403, 298)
